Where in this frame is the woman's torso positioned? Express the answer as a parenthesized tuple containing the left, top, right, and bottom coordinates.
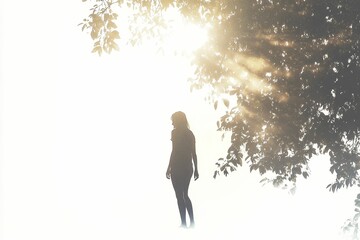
(171, 128, 194, 171)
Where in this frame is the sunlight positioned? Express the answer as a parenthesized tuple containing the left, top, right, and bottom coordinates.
(112, 5, 209, 102)
(224, 56, 273, 95)
(117, 5, 209, 57)
(161, 8, 209, 55)
(108, 6, 210, 120)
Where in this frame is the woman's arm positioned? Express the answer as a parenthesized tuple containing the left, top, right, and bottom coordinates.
(166, 133, 175, 179)
(192, 136, 199, 180)
(166, 149, 173, 179)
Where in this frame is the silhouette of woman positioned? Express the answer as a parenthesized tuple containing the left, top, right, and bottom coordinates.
(166, 111, 199, 228)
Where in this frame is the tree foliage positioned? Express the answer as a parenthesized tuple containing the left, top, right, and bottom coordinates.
(80, 0, 360, 235)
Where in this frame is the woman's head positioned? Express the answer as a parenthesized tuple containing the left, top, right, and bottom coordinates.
(171, 111, 189, 129)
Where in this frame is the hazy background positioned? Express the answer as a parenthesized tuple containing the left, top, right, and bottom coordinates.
(1, 1, 359, 239)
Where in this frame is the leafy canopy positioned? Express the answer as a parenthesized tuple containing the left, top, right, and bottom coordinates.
(80, 0, 360, 236)
(80, 0, 360, 192)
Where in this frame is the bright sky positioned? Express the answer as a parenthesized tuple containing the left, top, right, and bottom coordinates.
(1, 1, 359, 240)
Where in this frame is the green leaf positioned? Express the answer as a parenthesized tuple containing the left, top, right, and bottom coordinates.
(92, 46, 102, 56)
(112, 42, 119, 51)
(354, 213, 360, 221)
(331, 184, 337, 192)
(345, 179, 351, 188)
(94, 41, 100, 47)
(238, 157, 242, 167)
(259, 166, 266, 175)
(250, 164, 258, 172)
(223, 98, 229, 108)
(260, 178, 268, 183)
(292, 166, 302, 175)
(107, 21, 117, 29)
(109, 30, 120, 40)
(89, 14, 101, 25)
(214, 100, 218, 110)
(329, 165, 336, 174)
(104, 13, 110, 22)
(90, 29, 98, 40)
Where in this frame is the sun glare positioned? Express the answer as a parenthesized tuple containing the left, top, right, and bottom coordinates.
(161, 9, 209, 55)
(117, 5, 209, 56)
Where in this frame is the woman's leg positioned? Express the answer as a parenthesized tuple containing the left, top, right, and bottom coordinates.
(183, 170, 195, 227)
(171, 174, 187, 227)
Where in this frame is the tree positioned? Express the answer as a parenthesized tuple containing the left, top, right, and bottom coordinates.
(80, 0, 360, 237)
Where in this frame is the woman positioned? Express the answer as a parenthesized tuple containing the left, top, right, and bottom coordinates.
(166, 111, 199, 228)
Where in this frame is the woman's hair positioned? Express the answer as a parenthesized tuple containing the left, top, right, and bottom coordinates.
(171, 111, 189, 129)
